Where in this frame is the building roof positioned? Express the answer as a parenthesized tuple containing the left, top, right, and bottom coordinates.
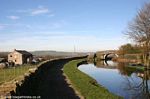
(15, 50, 32, 56)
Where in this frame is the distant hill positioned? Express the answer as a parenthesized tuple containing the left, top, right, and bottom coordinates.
(0, 50, 88, 58)
(96, 50, 117, 53)
(31, 50, 87, 57)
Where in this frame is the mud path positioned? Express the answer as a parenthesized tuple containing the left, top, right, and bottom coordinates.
(11, 57, 86, 99)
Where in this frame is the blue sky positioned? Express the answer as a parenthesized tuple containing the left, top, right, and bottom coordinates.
(0, 0, 148, 52)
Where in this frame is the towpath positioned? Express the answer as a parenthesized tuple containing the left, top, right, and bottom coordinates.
(11, 58, 82, 99)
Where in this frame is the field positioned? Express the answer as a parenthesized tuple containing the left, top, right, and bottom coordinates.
(0, 64, 38, 85)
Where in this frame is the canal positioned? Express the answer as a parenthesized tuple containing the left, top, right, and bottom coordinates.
(78, 60, 150, 99)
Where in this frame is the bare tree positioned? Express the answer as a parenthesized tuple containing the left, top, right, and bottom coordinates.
(126, 2, 150, 67)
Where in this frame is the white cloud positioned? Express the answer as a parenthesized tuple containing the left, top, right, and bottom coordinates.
(31, 7, 49, 16)
(17, 6, 54, 16)
(7, 16, 20, 20)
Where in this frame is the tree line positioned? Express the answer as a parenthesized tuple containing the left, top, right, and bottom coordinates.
(119, 2, 150, 67)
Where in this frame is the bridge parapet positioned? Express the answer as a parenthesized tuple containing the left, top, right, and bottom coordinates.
(95, 50, 118, 60)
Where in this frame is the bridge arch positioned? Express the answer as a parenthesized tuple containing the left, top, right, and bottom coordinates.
(104, 53, 118, 60)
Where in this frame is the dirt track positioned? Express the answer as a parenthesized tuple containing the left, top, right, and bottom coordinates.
(11, 58, 84, 99)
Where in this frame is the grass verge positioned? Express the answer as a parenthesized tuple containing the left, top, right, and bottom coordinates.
(0, 64, 38, 85)
(63, 59, 122, 99)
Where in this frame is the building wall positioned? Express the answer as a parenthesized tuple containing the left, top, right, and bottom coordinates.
(8, 52, 23, 65)
(22, 55, 32, 64)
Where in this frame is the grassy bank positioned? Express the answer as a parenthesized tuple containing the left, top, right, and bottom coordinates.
(63, 59, 122, 99)
(0, 64, 38, 85)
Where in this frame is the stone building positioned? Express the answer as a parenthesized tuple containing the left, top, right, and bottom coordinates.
(8, 49, 33, 65)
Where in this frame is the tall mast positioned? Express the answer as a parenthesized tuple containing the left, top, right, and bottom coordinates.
(74, 45, 76, 53)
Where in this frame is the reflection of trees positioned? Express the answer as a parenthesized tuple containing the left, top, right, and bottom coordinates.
(117, 62, 127, 75)
(123, 70, 150, 99)
(117, 62, 150, 98)
(117, 62, 143, 76)
(117, 63, 138, 76)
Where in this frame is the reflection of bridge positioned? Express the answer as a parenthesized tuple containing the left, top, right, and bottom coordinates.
(94, 50, 118, 60)
(93, 60, 117, 69)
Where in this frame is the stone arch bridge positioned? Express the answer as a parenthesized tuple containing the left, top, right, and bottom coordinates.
(94, 50, 118, 60)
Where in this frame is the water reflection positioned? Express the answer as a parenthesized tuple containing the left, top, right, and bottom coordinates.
(79, 60, 150, 99)
(118, 63, 150, 98)
(93, 60, 117, 69)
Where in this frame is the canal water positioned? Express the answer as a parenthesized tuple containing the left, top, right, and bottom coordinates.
(78, 61, 150, 99)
